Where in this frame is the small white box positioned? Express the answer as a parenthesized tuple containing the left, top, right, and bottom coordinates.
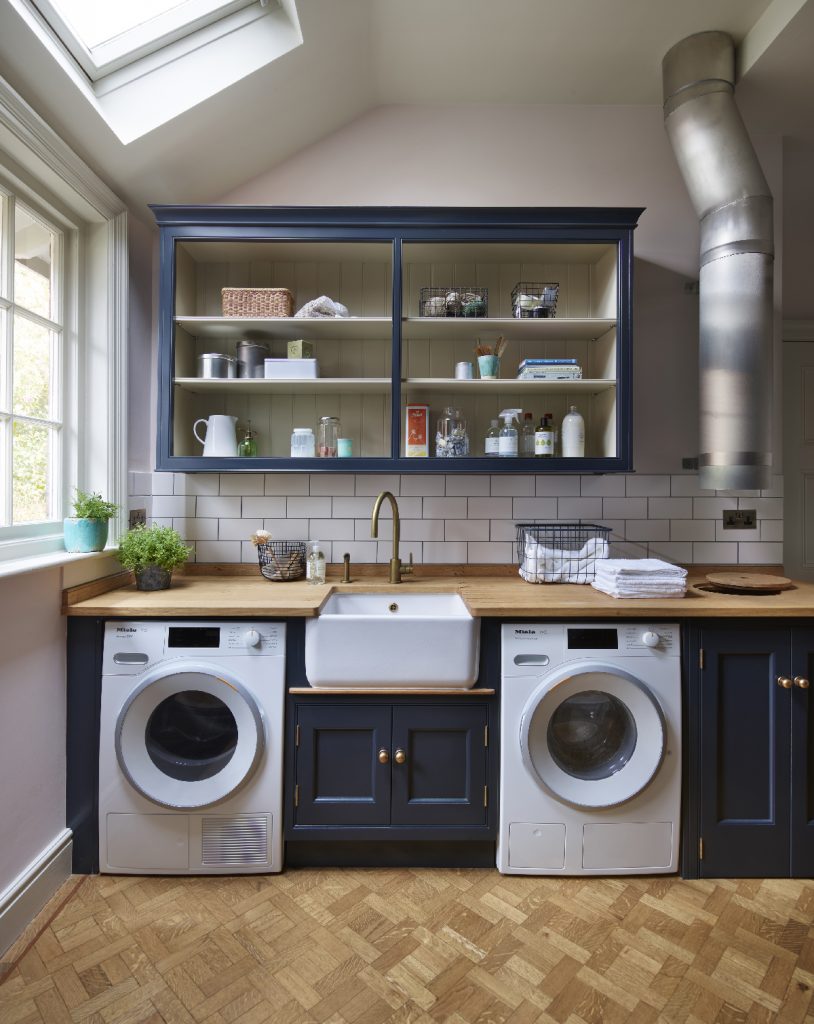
(264, 358, 319, 379)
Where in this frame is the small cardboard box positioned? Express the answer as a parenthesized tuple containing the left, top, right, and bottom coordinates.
(264, 358, 318, 379)
(287, 339, 314, 359)
(405, 404, 430, 457)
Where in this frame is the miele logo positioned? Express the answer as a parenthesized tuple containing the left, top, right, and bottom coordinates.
(514, 629, 537, 635)
(116, 627, 137, 633)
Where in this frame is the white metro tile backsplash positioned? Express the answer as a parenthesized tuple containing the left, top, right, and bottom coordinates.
(129, 473, 784, 566)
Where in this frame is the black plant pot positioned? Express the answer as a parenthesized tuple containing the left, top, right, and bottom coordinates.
(134, 566, 173, 591)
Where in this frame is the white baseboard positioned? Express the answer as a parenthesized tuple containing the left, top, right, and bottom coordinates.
(0, 829, 72, 959)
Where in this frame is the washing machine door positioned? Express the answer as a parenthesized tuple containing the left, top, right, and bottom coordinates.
(519, 661, 665, 809)
(115, 662, 265, 809)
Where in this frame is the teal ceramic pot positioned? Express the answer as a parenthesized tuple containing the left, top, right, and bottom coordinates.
(134, 566, 173, 591)
(63, 517, 109, 553)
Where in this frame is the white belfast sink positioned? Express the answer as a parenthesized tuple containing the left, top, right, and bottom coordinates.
(304, 592, 480, 689)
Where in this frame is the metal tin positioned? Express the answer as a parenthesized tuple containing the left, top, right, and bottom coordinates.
(237, 341, 270, 379)
(198, 353, 237, 378)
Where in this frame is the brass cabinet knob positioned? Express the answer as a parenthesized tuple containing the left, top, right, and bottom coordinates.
(394, 748, 406, 764)
(378, 748, 390, 764)
(794, 676, 811, 689)
(778, 677, 793, 688)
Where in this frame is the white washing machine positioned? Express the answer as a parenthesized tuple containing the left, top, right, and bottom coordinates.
(498, 622, 681, 875)
(99, 620, 285, 874)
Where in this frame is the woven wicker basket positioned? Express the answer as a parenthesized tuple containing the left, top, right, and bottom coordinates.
(221, 287, 294, 318)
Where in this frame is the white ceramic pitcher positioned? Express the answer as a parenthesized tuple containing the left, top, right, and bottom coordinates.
(193, 415, 238, 457)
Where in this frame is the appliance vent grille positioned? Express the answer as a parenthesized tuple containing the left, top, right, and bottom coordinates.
(201, 816, 269, 865)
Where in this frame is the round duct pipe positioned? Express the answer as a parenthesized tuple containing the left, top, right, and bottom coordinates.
(662, 31, 773, 490)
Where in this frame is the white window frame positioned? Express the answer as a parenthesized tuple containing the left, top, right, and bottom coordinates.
(0, 74, 127, 571)
(0, 184, 68, 540)
(33, 0, 257, 80)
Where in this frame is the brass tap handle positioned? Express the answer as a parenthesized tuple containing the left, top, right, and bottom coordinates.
(794, 676, 810, 689)
(402, 553, 414, 576)
(378, 749, 390, 764)
(394, 748, 406, 764)
(342, 552, 352, 584)
(778, 676, 793, 689)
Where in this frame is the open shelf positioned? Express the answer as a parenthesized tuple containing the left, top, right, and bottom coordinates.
(401, 317, 616, 342)
(175, 316, 392, 341)
(402, 378, 616, 395)
(174, 377, 391, 395)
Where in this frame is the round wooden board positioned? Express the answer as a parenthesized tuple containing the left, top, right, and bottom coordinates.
(705, 572, 793, 593)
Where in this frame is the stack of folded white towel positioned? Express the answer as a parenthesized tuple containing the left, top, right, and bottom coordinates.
(520, 535, 609, 584)
(591, 559, 688, 599)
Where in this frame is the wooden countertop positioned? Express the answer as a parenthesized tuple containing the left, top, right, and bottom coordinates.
(63, 571, 814, 618)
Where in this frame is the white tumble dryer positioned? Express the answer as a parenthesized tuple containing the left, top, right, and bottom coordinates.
(498, 622, 681, 875)
(99, 620, 285, 874)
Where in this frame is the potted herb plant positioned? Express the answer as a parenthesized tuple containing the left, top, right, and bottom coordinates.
(63, 488, 118, 552)
(117, 523, 191, 591)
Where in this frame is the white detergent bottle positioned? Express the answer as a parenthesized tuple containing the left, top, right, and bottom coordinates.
(561, 405, 585, 457)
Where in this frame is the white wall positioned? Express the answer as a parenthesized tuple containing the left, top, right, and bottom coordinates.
(0, 570, 66, 895)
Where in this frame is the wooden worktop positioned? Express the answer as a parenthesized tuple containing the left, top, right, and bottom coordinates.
(63, 570, 814, 618)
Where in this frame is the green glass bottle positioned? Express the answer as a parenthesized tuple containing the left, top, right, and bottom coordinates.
(238, 421, 258, 457)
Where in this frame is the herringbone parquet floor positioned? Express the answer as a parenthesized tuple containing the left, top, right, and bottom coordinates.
(2, 870, 814, 1024)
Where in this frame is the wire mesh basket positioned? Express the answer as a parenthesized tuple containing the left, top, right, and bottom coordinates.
(257, 541, 306, 582)
(419, 286, 488, 318)
(516, 522, 611, 584)
(511, 282, 559, 319)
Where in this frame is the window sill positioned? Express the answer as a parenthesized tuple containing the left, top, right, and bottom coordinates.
(0, 546, 118, 581)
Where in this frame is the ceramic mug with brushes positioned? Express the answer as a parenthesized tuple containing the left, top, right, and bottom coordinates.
(475, 335, 507, 379)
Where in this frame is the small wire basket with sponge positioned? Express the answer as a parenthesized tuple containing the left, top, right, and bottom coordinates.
(251, 531, 306, 581)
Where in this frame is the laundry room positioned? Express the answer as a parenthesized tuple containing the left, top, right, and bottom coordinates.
(1, 1, 814, 1020)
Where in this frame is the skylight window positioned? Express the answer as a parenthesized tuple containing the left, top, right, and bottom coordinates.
(35, 0, 258, 78)
(13, 0, 301, 143)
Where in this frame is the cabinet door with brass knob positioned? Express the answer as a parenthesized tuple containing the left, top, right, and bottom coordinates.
(693, 625, 814, 879)
(390, 705, 488, 827)
(791, 631, 814, 874)
(293, 705, 391, 826)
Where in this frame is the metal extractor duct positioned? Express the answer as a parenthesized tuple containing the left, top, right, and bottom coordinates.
(662, 31, 773, 490)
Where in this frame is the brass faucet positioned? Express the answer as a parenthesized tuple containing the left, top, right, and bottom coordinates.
(370, 491, 413, 584)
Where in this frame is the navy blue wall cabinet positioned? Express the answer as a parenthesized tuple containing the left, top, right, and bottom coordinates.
(684, 622, 814, 878)
(288, 698, 493, 840)
(151, 205, 642, 473)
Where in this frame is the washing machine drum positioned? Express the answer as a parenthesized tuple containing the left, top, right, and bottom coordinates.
(115, 664, 265, 808)
(520, 663, 666, 808)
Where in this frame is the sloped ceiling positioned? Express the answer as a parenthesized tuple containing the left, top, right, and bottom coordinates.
(0, 0, 810, 215)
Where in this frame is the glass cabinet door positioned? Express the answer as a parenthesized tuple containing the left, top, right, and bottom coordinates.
(400, 240, 619, 463)
(171, 239, 393, 462)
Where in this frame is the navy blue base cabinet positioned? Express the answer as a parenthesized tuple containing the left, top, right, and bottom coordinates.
(287, 698, 494, 843)
(684, 622, 814, 878)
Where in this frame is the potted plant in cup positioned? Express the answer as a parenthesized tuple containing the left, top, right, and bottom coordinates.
(117, 523, 191, 591)
(64, 488, 118, 552)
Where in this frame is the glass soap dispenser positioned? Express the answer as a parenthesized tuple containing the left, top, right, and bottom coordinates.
(306, 540, 326, 585)
(238, 421, 258, 457)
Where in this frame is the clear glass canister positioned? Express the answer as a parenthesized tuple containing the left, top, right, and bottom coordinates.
(435, 406, 469, 458)
(317, 416, 340, 457)
(291, 427, 315, 457)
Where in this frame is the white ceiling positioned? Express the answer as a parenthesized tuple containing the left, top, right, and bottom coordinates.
(0, 0, 811, 215)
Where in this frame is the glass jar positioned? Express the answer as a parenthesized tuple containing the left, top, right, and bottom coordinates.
(435, 406, 469, 458)
(317, 416, 340, 457)
(291, 427, 315, 457)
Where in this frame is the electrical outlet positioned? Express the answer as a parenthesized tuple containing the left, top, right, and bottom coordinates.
(129, 508, 147, 529)
(722, 509, 756, 530)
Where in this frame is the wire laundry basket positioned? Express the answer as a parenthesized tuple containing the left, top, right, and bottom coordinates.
(257, 541, 306, 582)
(516, 522, 610, 584)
